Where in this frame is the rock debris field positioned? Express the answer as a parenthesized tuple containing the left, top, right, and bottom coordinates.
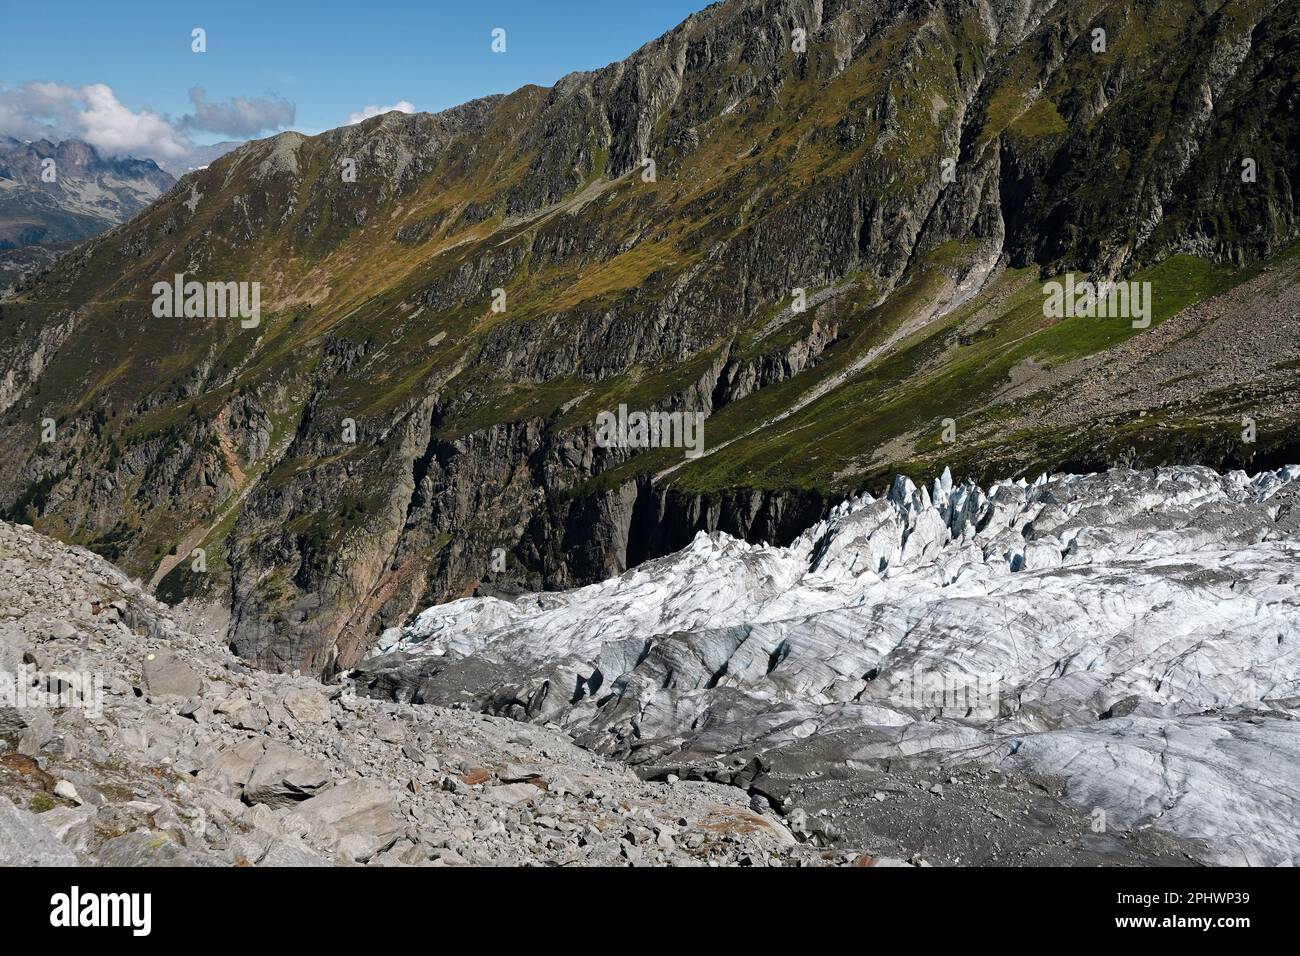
(0, 521, 833, 867)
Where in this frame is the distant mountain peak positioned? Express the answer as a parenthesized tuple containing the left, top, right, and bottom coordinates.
(0, 135, 175, 248)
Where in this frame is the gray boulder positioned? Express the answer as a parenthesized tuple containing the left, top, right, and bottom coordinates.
(36, 805, 98, 855)
(140, 650, 203, 699)
(206, 738, 332, 807)
(96, 832, 224, 866)
(0, 796, 78, 865)
(289, 779, 400, 861)
(282, 688, 330, 725)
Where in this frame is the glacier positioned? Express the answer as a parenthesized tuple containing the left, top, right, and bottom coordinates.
(357, 465, 1300, 865)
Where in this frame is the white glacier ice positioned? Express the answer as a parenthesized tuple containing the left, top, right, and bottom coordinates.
(361, 465, 1300, 864)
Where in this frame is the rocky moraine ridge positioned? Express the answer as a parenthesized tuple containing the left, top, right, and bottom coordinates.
(0, 518, 853, 867)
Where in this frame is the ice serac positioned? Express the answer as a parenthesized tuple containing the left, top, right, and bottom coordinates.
(357, 465, 1300, 865)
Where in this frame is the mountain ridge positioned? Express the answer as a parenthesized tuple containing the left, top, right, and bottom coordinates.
(0, 0, 1297, 676)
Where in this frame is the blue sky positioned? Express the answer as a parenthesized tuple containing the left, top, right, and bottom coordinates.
(0, 0, 712, 159)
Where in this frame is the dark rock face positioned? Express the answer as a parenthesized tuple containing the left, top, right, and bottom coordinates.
(0, 0, 1298, 674)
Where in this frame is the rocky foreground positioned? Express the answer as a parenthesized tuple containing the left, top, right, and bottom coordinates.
(0, 521, 851, 867)
(359, 466, 1300, 866)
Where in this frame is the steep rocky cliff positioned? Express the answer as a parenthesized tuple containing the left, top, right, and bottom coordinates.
(1, 0, 1298, 675)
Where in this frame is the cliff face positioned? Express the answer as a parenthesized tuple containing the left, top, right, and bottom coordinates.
(1, 0, 1298, 675)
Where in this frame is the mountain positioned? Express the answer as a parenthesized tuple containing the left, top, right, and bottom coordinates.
(154, 141, 245, 179)
(358, 463, 1300, 865)
(0, 0, 1297, 678)
(0, 136, 175, 248)
(0, 241, 73, 297)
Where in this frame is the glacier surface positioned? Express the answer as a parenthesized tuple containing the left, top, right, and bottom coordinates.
(359, 465, 1300, 865)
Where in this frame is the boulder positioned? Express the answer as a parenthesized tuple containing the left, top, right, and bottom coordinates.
(37, 805, 98, 855)
(0, 796, 78, 866)
(282, 688, 330, 725)
(245, 742, 332, 807)
(289, 779, 400, 861)
(140, 650, 203, 699)
(17, 708, 56, 755)
(231, 705, 270, 732)
(485, 782, 544, 806)
(206, 738, 332, 807)
(96, 832, 224, 866)
(214, 693, 250, 715)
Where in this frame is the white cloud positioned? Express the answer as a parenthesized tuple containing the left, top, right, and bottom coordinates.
(0, 81, 297, 162)
(183, 86, 295, 138)
(78, 84, 190, 159)
(345, 101, 414, 125)
(0, 82, 84, 143)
